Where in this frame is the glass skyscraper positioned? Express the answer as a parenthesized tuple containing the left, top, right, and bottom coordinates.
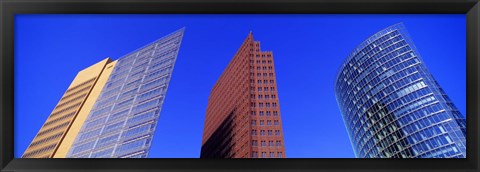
(335, 23, 466, 158)
(67, 28, 184, 158)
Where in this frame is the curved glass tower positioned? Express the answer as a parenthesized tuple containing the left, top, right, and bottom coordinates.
(335, 23, 466, 158)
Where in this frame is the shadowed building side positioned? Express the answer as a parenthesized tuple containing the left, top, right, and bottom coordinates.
(201, 33, 286, 158)
(201, 111, 235, 158)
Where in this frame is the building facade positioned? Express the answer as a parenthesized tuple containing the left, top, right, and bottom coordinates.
(335, 23, 466, 158)
(22, 58, 116, 158)
(23, 28, 184, 158)
(201, 33, 286, 158)
(66, 28, 184, 158)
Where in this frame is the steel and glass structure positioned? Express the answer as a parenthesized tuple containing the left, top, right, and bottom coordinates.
(335, 23, 466, 158)
(67, 28, 184, 158)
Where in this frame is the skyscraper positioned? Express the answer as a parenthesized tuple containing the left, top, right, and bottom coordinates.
(22, 58, 117, 158)
(66, 28, 184, 158)
(201, 33, 286, 158)
(335, 23, 466, 158)
(24, 28, 184, 158)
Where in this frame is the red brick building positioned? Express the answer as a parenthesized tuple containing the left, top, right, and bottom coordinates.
(201, 33, 286, 158)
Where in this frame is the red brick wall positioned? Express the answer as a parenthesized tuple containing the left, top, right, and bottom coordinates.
(201, 33, 286, 158)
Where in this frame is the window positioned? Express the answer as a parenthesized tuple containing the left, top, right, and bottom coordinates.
(278, 152, 283, 158)
(115, 139, 148, 155)
(137, 87, 163, 102)
(268, 130, 273, 136)
(91, 148, 113, 158)
(103, 122, 123, 134)
(127, 111, 156, 126)
(273, 111, 278, 116)
(275, 130, 280, 135)
(122, 124, 153, 139)
(90, 106, 112, 118)
(276, 141, 282, 146)
(133, 99, 159, 114)
(251, 120, 256, 125)
(260, 130, 266, 135)
(85, 117, 106, 129)
(260, 120, 264, 126)
(108, 109, 129, 122)
(96, 134, 119, 148)
(261, 141, 266, 147)
(267, 120, 272, 125)
(262, 152, 267, 158)
(259, 111, 264, 116)
(266, 111, 271, 116)
(72, 141, 95, 154)
(78, 128, 101, 141)
(274, 120, 279, 125)
(114, 98, 134, 109)
(251, 130, 257, 136)
(270, 152, 275, 158)
(140, 77, 168, 92)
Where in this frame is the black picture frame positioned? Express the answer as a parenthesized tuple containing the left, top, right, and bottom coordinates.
(1, 0, 479, 172)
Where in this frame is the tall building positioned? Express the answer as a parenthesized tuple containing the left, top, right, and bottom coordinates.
(201, 33, 286, 158)
(24, 28, 184, 158)
(335, 23, 466, 158)
(22, 58, 117, 158)
(66, 28, 184, 158)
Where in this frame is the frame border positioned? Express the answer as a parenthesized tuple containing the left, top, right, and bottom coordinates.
(1, 0, 479, 172)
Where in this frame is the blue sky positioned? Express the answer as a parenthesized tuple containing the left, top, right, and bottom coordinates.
(14, 14, 466, 158)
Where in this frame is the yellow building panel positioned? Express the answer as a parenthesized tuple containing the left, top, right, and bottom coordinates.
(23, 58, 115, 158)
(54, 60, 117, 158)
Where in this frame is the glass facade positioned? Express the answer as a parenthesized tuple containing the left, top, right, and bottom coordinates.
(335, 23, 466, 158)
(67, 28, 184, 158)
